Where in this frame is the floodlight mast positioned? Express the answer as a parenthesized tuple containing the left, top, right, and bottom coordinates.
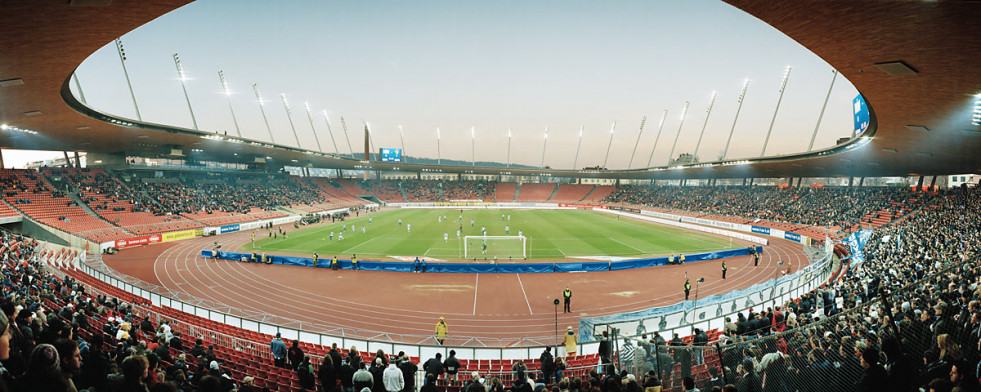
(572, 125, 583, 170)
(722, 79, 751, 161)
(667, 101, 691, 165)
(303, 102, 323, 152)
(398, 125, 408, 163)
(340, 116, 354, 156)
(761, 66, 793, 157)
(809, 70, 838, 151)
(72, 73, 87, 105)
(114, 38, 141, 121)
(602, 122, 616, 168)
(253, 84, 275, 143)
(540, 127, 549, 169)
(646, 110, 668, 168)
(692, 92, 718, 162)
(281, 93, 301, 148)
(321, 111, 340, 154)
(436, 127, 442, 165)
(172, 53, 198, 130)
(218, 70, 241, 137)
(471, 126, 476, 166)
(627, 116, 647, 169)
(506, 128, 512, 168)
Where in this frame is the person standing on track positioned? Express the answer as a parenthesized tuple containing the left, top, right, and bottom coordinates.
(722, 261, 728, 279)
(751, 246, 759, 266)
(313, 253, 319, 268)
(435, 317, 448, 345)
(331, 256, 339, 270)
(684, 278, 691, 300)
(563, 287, 572, 313)
(351, 254, 358, 270)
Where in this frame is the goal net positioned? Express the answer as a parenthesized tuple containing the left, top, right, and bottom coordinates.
(463, 235, 527, 260)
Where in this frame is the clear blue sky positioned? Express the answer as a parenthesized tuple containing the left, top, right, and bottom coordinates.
(51, 0, 859, 170)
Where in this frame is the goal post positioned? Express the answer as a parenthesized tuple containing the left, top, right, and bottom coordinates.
(463, 235, 527, 260)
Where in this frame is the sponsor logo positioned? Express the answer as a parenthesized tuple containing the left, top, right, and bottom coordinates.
(784, 232, 802, 242)
(162, 229, 204, 242)
(751, 226, 771, 235)
(220, 224, 240, 234)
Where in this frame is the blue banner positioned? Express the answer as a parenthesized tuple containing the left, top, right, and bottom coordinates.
(199, 246, 762, 274)
(844, 229, 873, 266)
(751, 226, 770, 235)
(784, 232, 802, 242)
(219, 224, 240, 234)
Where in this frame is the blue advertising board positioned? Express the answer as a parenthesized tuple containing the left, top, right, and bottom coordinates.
(853, 94, 870, 137)
(219, 224, 240, 234)
(784, 232, 802, 242)
(751, 226, 770, 235)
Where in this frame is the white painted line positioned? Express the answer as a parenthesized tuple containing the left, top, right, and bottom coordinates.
(473, 274, 479, 315)
(516, 273, 534, 315)
(609, 238, 643, 253)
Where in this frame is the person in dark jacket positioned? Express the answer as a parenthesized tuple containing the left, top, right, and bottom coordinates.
(398, 355, 418, 392)
(540, 346, 555, 385)
(298, 355, 316, 391)
(319, 354, 337, 392)
(443, 350, 462, 383)
(370, 357, 386, 392)
(339, 357, 357, 392)
(289, 340, 305, 370)
(856, 347, 888, 392)
(423, 353, 444, 379)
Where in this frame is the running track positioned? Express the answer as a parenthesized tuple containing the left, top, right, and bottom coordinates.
(104, 221, 808, 346)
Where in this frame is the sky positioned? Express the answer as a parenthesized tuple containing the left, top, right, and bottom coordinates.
(26, 0, 862, 170)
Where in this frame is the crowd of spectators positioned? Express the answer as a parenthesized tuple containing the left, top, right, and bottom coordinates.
(611, 186, 981, 392)
(129, 174, 325, 216)
(604, 185, 930, 229)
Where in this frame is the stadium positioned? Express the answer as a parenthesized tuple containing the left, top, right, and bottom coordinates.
(0, 1, 980, 392)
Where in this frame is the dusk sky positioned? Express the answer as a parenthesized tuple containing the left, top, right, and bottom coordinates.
(47, 0, 860, 170)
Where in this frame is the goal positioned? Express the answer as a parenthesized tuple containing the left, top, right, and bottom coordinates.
(463, 235, 527, 260)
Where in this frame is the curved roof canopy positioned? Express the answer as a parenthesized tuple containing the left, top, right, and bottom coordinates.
(1, 0, 979, 179)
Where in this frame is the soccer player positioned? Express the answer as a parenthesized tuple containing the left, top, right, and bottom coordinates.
(505, 225, 509, 235)
(481, 226, 486, 236)
(507, 214, 510, 221)
(329, 232, 334, 241)
(343, 224, 347, 231)
(438, 216, 442, 223)
(352, 223, 356, 232)
(470, 219, 474, 228)
(518, 230, 522, 237)
(482, 239, 487, 254)
(361, 226, 366, 234)
(444, 232, 449, 243)
(501, 214, 505, 221)
(369, 217, 372, 224)
(251, 233, 255, 242)
(407, 224, 411, 232)
(456, 229, 461, 238)
(399, 218, 402, 226)
(339, 232, 344, 240)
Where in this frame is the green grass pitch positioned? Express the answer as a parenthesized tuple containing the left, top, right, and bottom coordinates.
(241, 209, 735, 261)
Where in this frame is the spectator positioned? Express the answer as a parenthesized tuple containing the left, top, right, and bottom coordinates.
(270, 333, 287, 368)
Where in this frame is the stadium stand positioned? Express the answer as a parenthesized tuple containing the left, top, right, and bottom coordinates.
(550, 184, 595, 203)
(0, 169, 130, 243)
(494, 182, 517, 202)
(515, 183, 557, 202)
(580, 185, 615, 203)
(0, 200, 21, 219)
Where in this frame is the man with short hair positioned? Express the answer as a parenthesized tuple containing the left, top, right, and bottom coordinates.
(353, 362, 374, 392)
(398, 355, 417, 392)
(423, 353, 444, 379)
(443, 350, 462, 383)
(540, 346, 555, 385)
(270, 332, 288, 368)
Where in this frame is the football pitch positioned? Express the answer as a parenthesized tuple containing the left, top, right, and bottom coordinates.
(242, 209, 734, 261)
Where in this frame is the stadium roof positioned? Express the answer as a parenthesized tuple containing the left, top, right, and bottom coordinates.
(0, 0, 979, 179)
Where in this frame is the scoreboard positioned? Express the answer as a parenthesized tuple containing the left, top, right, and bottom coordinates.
(380, 148, 402, 162)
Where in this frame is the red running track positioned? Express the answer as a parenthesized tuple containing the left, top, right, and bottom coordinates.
(104, 224, 808, 346)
